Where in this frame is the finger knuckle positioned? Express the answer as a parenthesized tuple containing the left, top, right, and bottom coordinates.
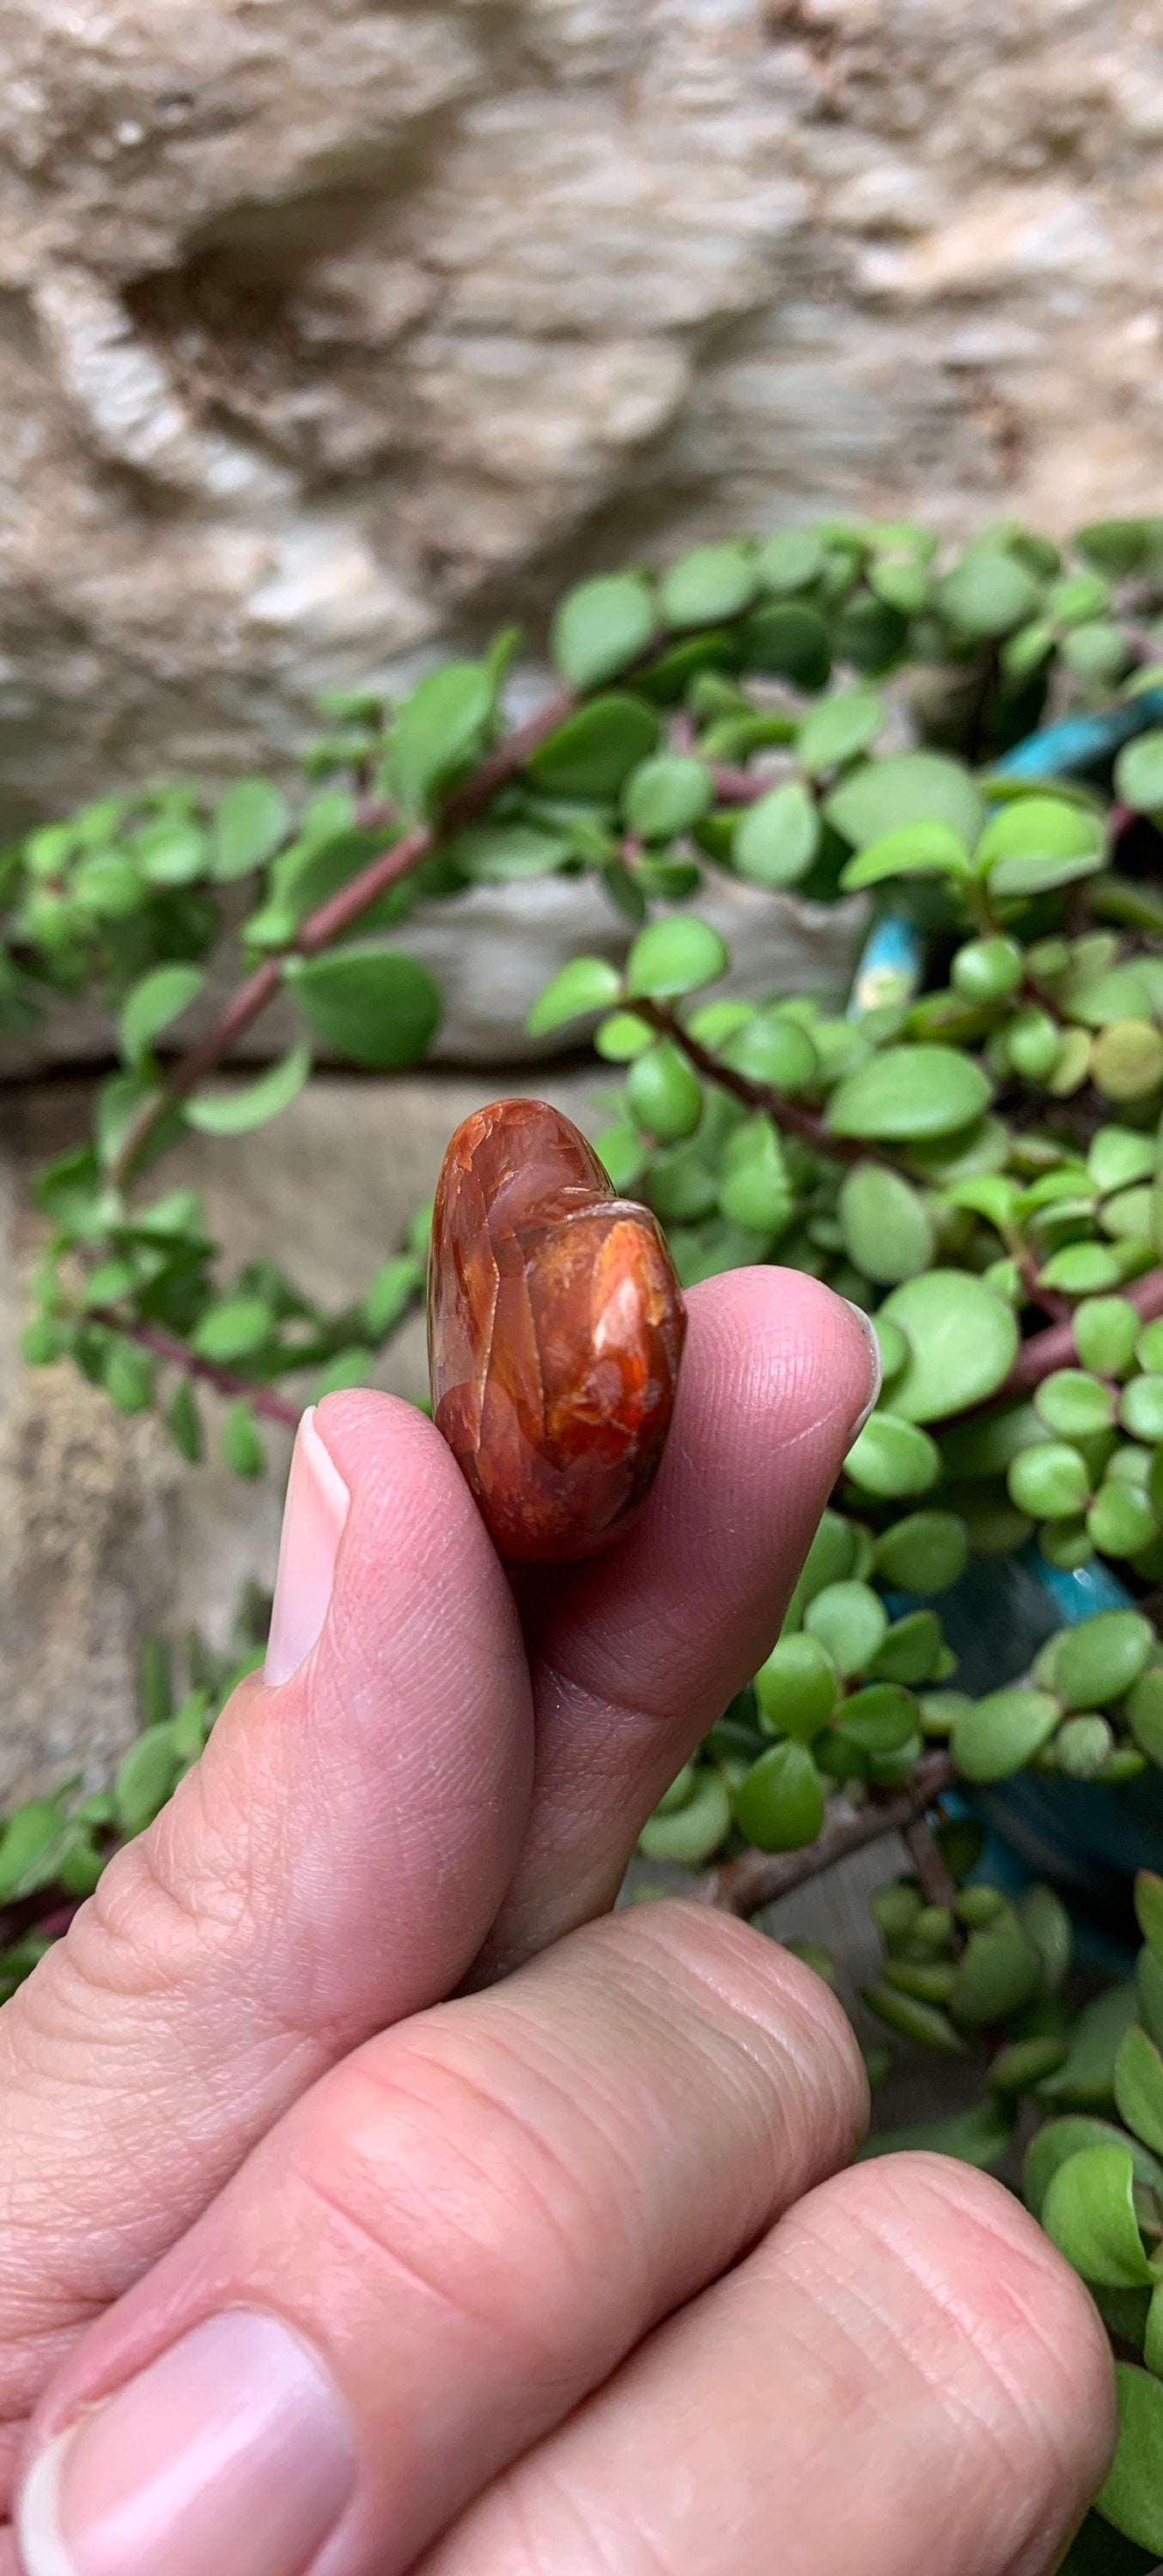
(595, 1901, 868, 2167)
(795, 2151, 1116, 2506)
(284, 2020, 648, 2381)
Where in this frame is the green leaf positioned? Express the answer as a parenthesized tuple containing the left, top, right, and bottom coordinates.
(845, 1412, 940, 1499)
(1099, 2366, 1163, 2555)
(136, 817, 205, 885)
(753, 1632, 837, 1741)
(1009, 1439, 1092, 1520)
(875, 1270, 1019, 1421)
(989, 2035, 1070, 2094)
(1038, 1984, 1141, 2109)
(361, 1254, 423, 1340)
(1116, 729, 1163, 815)
(627, 1042, 703, 1142)
(721, 1011, 818, 1091)
(191, 1297, 272, 1364)
(1122, 1376, 1163, 1443)
(387, 660, 494, 819)
(733, 1740, 825, 1851)
(221, 1400, 265, 1478)
(862, 1983, 965, 2054)
(1053, 1610, 1154, 1710)
(285, 945, 440, 1070)
(167, 1376, 204, 1463)
(551, 572, 655, 689)
(733, 781, 820, 887)
(185, 1044, 312, 1137)
(1038, 1242, 1123, 1296)
(1018, 1883, 1072, 1995)
(949, 1917, 1042, 2027)
(834, 1682, 918, 1756)
(1088, 1483, 1160, 1559)
(951, 935, 1024, 1002)
(827, 1046, 991, 1143)
(977, 793, 1104, 897)
(526, 694, 660, 800)
(757, 526, 825, 592)
(953, 1688, 1061, 1783)
(625, 916, 728, 999)
(1044, 2143, 1154, 2287)
(1116, 2025, 1163, 2157)
(71, 852, 145, 921)
(802, 1578, 887, 1675)
(839, 819, 972, 892)
(623, 753, 711, 841)
(939, 544, 1043, 638)
(825, 751, 985, 853)
(717, 1114, 793, 1233)
(837, 1161, 935, 1283)
(119, 965, 205, 1066)
(595, 1121, 645, 1193)
(314, 1346, 374, 1398)
(103, 1338, 155, 1414)
(745, 602, 832, 688)
(1075, 1293, 1142, 1376)
(212, 780, 290, 880)
(450, 823, 570, 882)
(1148, 2281, 1163, 2378)
(1035, 1371, 1115, 1438)
(1076, 516, 1156, 574)
(1025, 2113, 1163, 2221)
(868, 1609, 943, 1686)
(873, 1510, 969, 1593)
(116, 1724, 180, 1839)
(0, 1801, 73, 1905)
(796, 690, 883, 775)
(861, 2098, 1013, 2169)
(661, 542, 757, 630)
(638, 1766, 731, 1865)
(527, 956, 622, 1036)
(1137, 1874, 1163, 1965)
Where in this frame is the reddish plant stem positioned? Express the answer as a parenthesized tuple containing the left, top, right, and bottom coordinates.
(636, 999, 886, 1167)
(710, 763, 771, 806)
(0, 1890, 86, 1952)
(997, 1264, 1163, 1401)
(1014, 1245, 1072, 1327)
(90, 1309, 301, 1430)
(113, 687, 581, 1185)
(696, 1752, 955, 1918)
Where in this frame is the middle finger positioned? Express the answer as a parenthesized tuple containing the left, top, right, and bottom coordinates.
(16, 1904, 867, 2576)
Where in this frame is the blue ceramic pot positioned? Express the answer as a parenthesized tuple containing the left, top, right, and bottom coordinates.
(898, 1551, 1153, 1971)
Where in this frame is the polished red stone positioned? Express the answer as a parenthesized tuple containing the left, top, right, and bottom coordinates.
(428, 1098, 686, 1564)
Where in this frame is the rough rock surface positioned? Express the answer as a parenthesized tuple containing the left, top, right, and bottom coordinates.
(1, 0, 1160, 833)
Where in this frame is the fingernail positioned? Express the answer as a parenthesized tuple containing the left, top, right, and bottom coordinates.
(265, 1407, 350, 1688)
(842, 1297, 883, 1437)
(18, 2310, 356, 2576)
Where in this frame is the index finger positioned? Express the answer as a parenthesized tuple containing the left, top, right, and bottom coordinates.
(474, 1267, 878, 1978)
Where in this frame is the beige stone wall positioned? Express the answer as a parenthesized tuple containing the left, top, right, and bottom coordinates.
(1, 0, 1160, 831)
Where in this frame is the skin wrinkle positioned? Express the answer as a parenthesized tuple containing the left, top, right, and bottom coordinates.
(804, 2157, 1104, 2443)
(338, 2038, 655, 2345)
(649, 1945, 866, 2188)
(773, 2169, 1112, 2554)
(417, 2145, 1108, 2576)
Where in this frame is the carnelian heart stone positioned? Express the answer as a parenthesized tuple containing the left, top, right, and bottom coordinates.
(428, 1098, 686, 1564)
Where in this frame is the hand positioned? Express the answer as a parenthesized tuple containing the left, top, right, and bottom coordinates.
(0, 1271, 1111, 2576)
